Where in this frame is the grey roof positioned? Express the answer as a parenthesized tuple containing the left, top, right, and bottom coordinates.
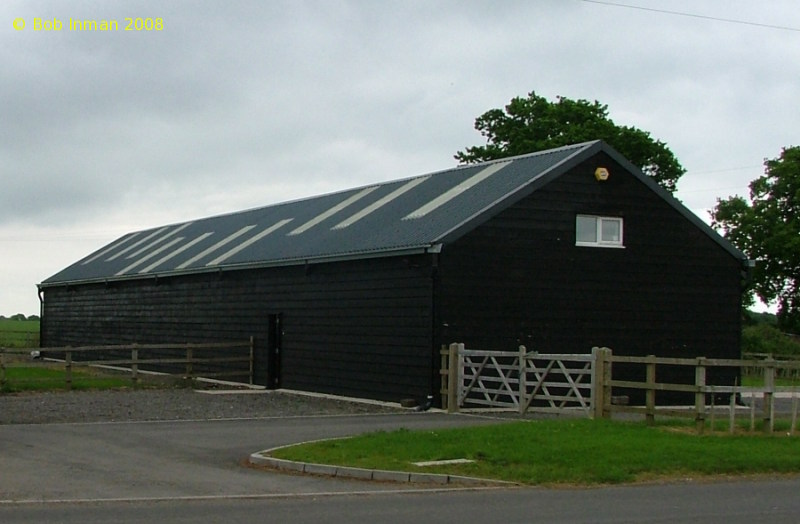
(40, 140, 746, 287)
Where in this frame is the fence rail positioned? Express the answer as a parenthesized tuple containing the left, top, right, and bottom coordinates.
(604, 350, 800, 433)
(0, 339, 254, 390)
(441, 343, 800, 434)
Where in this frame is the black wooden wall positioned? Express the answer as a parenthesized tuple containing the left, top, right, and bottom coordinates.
(41, 255, 435, 402)
(434, 153, 744, 401)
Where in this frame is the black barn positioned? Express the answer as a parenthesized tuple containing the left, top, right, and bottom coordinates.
(39, 141, 748, 403)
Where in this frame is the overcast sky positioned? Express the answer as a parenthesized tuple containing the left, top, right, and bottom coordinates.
(1, 0, 798, 316)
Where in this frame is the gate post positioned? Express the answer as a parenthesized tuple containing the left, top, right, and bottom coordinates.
(591, 347, 605, 419)
(447, 343, 460, 413)
(591, 347, 612, 419)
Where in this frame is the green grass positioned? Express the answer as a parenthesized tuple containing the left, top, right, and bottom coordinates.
(742, 374, 800, 388)
(1, 364, 133, 392)
(270, 418, 800, 485)
(0, 319, 40, 348)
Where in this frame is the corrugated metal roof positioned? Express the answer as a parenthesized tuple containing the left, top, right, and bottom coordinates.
(39, 140, 745, 287)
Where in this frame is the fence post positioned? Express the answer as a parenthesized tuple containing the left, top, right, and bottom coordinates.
(600, 347, 613, 419)
(763, 356, 775, 433)
(591, 347, 604, 419)
(695, 357, 706, 434)
(447, 343, 459, 413)
(729, 383, 737, 434)
(440, 345, 448, 409)
(0, 352, 6, 391)
(65, 348, 73, 390)
(645, 355, 656, 426)
(131, 344, 139, 386)
(186, 344, 193, 380)
(518, 345, 527, 414)
(249, 336, 255, 385)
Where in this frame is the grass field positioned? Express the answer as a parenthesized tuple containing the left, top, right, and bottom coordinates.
(0, 363, 133, 392)
(270, 418, 800, 486)
(0, 319, 40, 348)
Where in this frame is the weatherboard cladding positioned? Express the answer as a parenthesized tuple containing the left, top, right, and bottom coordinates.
(40, 140, 745, 287)
(41, 142, 589, 286)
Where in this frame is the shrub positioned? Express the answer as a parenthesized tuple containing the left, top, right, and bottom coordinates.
(742, 323, 800, 356)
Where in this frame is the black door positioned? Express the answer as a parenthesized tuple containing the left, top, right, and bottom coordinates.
(266, 314, 282, 388)
(253, 314, 282, 388)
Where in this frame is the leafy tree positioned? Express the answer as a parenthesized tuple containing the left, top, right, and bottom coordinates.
(712, 146, 800, 332)
(455, 91, 685, 193)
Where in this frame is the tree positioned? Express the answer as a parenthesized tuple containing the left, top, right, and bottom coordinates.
(455, 92, 685, 193)
(712, 146, 800, 332)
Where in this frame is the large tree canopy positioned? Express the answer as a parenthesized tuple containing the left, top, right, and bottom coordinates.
(712, 146, 800, 332)
(455, 92, 685, 193)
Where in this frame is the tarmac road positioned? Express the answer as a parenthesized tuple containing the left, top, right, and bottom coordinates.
(1, 411, 800, 523)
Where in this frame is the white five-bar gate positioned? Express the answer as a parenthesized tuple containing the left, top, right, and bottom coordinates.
(441, 343, 609, 418)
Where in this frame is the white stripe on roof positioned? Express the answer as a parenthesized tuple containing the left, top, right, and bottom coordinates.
(403, 162, 510, 220)
(288, 186, 378, 236)
(80, 232, 142, 265)
(332, 176, 430, 230)
(175, 225, 256, 269)
(207, 219, 293, 266)
(138, 232, 215, 274)
(115, 237, 186, 276)
(106, 227, 170, 261)
(124, 222, 193, 259)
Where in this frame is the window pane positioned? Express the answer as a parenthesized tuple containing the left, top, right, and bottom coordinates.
(601, 219, 621, 243)
(576, 216, 597, 243)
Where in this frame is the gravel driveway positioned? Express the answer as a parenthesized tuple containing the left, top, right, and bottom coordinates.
(0, 388, 404, 425)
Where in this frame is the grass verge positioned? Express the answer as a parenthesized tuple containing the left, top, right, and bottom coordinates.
(270, 418, 800, 485)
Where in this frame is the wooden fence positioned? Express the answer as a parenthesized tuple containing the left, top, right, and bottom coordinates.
(602, 349, 800, 434)
(441, 343, 800, 434)
(0, 339, 254, 390)
(440, 343, 604, 417)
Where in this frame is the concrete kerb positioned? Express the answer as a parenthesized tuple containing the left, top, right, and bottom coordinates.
(249, 439, 515, 487)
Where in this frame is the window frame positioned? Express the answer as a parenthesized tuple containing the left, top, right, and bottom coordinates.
(575, 214, 625, 248)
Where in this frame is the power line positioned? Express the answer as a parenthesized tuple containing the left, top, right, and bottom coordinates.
(689, 165, 762, 175)
(579, 0, 800, 32)
(678, 185, 748, 195)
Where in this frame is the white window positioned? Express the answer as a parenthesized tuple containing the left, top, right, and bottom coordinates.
(576, 215, 624, 248)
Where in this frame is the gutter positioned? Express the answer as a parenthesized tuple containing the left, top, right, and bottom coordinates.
(38, 243, 444, 289)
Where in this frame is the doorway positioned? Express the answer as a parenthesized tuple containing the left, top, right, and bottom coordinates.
(254, 314, 282, 388)
(266, 313, 282, 388)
